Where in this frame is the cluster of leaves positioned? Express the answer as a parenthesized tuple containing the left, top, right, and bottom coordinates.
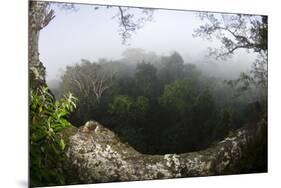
(30, 87, 77, 186)
(194, 13, 267, 60)
(115, 7, 154, 44)
(225, 51, 267, 102)
(91, 5, 154, 44)
(194, 13, 267, 103)
(159, 79, 198, 116)
(109, 95, 149, 124)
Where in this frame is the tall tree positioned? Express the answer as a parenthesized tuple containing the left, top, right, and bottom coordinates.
(159, 78, 197, 119)
(158, 52, 185, 84)
(194, 13, 268, 102)
(60, 60, 115, 104)
(29, 1, 55, 89)
(135, 61, 158, 97)
(193, 13, 267, 59)
(29, 1, 154, 88)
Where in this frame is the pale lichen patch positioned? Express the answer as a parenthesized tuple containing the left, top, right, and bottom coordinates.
(63, 122, 254, 183)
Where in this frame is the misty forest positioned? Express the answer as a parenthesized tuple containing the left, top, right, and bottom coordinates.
(29, 1, 267, 187)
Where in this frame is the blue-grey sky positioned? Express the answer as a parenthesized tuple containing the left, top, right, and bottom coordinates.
(39, 3, 255, 81)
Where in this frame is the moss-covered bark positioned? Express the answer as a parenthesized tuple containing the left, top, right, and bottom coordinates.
(63, 121, 262, 184)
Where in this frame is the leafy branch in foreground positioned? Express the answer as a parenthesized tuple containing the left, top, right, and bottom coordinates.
(30, 86, 77, 187)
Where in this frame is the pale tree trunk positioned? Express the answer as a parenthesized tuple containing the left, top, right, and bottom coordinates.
(29, 1, 54, 89)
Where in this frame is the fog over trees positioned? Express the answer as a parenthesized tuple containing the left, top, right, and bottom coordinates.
(40, 3, 256, 83)
(41, 0, 267, 164)
(30, 1, 267, 186)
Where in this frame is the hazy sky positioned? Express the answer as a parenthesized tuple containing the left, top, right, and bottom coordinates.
(39, 2, 255, 81)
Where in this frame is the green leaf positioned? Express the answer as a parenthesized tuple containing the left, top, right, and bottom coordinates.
(29, 86, 77, 186)
(59, 139, 66, 150)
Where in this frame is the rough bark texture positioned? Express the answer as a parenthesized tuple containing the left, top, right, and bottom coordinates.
(63, 121, 258, 184)
(29, 1, 54, 89)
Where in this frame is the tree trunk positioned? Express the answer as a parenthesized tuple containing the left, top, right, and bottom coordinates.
(29, 1, 54, 89)
(63, 120, 264, 184)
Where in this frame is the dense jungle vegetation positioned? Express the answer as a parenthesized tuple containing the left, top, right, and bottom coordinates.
(50, 50, 267, 155)
(29, 1, 268, 186)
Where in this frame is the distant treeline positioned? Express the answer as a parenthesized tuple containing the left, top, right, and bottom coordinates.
(51, 50, 266, 154)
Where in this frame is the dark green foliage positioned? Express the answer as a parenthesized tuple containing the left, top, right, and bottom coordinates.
(135, 96, 150, 121)
(57, 51, 267, 162)
(214, 107, 234, 140)
(193, 90, 216, 123)
(59, 53, 217, 154)
(158, 52, 185, 84)
(30, 87, 77, 187)
(109, 95, 149, 125)
(135, 62, 158, 97)
(159, 79, 197, 120)
(225, 116, 267, 174)
(109, 95, 135, 121)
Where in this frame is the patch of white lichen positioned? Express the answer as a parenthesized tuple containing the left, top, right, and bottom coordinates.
(64, 123, 252, 183)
